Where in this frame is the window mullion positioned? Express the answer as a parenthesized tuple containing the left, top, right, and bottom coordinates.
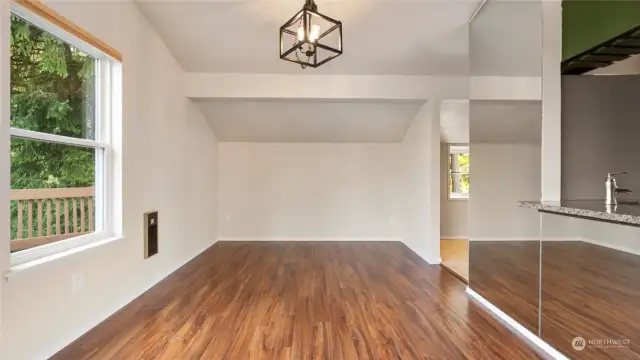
(10, 128, 107, 149)
(95, 58, 111, 235)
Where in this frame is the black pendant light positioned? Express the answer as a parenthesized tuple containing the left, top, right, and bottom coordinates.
(279, 0, 343, 69)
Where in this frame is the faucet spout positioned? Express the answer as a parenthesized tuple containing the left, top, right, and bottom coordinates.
(606, 172, 630, 205)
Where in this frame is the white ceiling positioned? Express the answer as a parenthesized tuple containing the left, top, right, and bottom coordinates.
(195, 98, 424, 142)
(470, 0, 542, 76)
(136, 0, 480, 75)
(470, 100, 542, 144)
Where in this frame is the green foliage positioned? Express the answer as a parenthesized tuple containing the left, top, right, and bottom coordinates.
(10, 15, 95, 241)
(457, 154, 470, 193)
(448, 153, 470, 194)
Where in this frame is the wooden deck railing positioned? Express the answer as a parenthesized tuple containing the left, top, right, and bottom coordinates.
(11, 187, 94, 252)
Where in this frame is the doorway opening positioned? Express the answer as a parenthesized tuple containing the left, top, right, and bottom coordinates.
(440, 143, 469, 283)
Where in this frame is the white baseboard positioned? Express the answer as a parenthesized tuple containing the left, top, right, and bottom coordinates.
(580, 236, 640, 256)
(401, 243, 441, 265)
(440, 236, 468, 240)
(466, 287, 568, 360)
(469, 237, 581, 242)
(467, 237, 640, 257)
(217, 237, 403, 242)
(470, 237, 540, 241)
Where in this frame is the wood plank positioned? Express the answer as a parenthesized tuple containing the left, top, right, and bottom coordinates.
(27, 200, 33, 239)
(16, 201, 23, 240)
(64, 200, 69, 234)
(72, 198, 77, 233)
(541, 241, 640, 359)
(51, 242, 544, 360)
(46, 199, 52, 236)
(10, 187, 93, 201)
(37, 200, 43, 237)
(55, 199, 61, 235)
(88, 198, 93, 231)
(80, 198, 85, 233)
(470, 241, 540, 335)
(11, 0, 122, 61)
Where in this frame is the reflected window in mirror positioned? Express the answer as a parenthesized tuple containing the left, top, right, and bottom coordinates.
(449, 145, 470, 200)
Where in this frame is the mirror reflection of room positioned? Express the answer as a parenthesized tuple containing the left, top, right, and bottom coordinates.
(533, 2, 640, 356)
(468, 100, 542, 335)
(464, 1, 640, 359)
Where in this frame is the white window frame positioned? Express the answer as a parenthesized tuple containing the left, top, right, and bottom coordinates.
(448, 144, 469, 200)
(8, 4, 117, 267)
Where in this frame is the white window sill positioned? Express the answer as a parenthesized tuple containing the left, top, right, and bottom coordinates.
(6, 235, 125, 281)
(448, 193, 469, 201)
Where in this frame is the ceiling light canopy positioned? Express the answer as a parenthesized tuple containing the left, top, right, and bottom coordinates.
(279, 0, 343, 69)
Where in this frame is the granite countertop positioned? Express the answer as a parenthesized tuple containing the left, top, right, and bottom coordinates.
(519, 200, 640, 226)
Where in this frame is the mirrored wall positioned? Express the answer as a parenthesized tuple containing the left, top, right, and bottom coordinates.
(468, 0, 543, 338)
(468, 1, 640, 358)
(468, 99, 542, 335)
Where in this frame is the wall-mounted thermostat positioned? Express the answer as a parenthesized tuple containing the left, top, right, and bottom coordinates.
(144, 211, 158, 259)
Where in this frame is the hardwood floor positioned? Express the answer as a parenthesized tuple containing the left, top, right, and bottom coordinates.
(52, 241, 542, 360)
(469, 240, 640, 359)
(440, 239, 469, 282)
(541, 241, 640, 360)
(469, 241, 540, 336)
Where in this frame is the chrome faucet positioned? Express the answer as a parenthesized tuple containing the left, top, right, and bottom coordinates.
(605, 172, 631, 205)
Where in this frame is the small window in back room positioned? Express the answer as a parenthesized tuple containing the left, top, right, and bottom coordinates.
(448, 145, 469, 199)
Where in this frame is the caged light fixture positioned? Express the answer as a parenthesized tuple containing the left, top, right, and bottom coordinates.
(279, 0, 343, 69)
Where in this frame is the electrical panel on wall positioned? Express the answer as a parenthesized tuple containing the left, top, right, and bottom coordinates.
(144, 211, 158, 259)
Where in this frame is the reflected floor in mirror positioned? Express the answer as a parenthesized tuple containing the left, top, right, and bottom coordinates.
(469, 239, 640, 359)
(469, 241, 540, 335)
(541, 241, 640, 360)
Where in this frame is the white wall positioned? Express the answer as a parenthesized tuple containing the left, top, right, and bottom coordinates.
(0, 2, 218, 359)
(217, 101, 441, 265)
(186, 73, 469, 100)
(218, 143, 402, 240)
(402, 102, 440, 263)
(0, 0, 11, 337)
(440, 144, 468, 238)
(469, 144, 541, 240)
(541, 1, 562, 202)
(540, 213, 640, 255)
(470, 77, 542, 101)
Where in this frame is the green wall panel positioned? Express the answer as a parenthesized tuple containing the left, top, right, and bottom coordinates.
(563, 0, 640, 60)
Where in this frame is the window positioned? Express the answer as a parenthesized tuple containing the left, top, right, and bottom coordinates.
(8, 4, 118, 265)
(448, 145, 469, 200)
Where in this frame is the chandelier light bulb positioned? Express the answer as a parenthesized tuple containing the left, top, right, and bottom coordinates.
(309, 24, 321, 42)
(297, 26, 305, 42)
